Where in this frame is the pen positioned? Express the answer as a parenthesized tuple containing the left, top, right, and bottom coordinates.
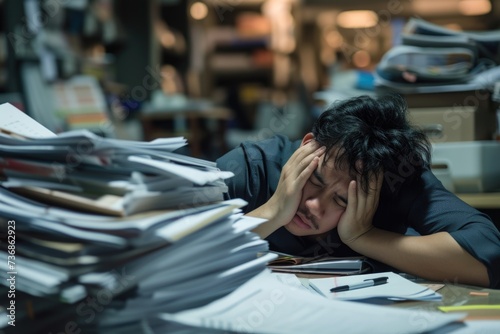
(330, 276, 388, 292)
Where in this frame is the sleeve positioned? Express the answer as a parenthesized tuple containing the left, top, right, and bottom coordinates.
(406, 170, 500, 288)
(215, 144, 266, 213)
(216, 135, 294, 213)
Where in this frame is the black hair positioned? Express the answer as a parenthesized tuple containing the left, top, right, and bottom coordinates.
(311, 94, 431, 194)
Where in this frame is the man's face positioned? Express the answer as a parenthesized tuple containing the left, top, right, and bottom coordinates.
(284, 150, 352, 237)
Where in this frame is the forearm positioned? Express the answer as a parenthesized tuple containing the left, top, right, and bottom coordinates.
(348, 228, 490, 287)
(247, 203, 285, 239)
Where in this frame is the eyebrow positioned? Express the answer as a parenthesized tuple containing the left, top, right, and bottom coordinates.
(314, 169, 348, 205)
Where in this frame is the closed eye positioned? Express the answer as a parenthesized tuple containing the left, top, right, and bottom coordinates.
(335, 194, 348, 207)
(308, 177, 322, 187)
(310, 169, 326, 187)
(334, 198, 346, 208)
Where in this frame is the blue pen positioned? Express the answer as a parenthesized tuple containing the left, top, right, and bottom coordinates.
(330, 276, 389, 292)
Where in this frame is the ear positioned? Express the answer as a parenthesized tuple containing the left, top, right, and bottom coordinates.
(300, 132, 315, 146)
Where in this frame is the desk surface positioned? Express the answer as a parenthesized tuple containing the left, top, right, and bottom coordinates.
(391, 279, 500, 320)
(390, 280, 500, 321)
(295, 272, 500, 321)
(456, 193, 500, 209)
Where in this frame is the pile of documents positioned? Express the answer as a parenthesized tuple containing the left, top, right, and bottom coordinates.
(375, 18, 500, 94)
(0, 103, 274, 333)
(0, 103, 234, 217)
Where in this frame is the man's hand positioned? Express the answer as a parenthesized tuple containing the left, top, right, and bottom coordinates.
(336, 171, 490, 287)
(248, 141, 325, 238)
(337, 171, 383, 245)
(269, 141, 326, 226)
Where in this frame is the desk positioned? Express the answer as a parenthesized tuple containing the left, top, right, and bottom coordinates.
(295, 272, 500, 323)
(140, 106, 233, 158)
(390, 279, 500, 321)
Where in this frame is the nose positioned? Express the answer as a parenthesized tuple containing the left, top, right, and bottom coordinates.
(304, 196, 324, 220)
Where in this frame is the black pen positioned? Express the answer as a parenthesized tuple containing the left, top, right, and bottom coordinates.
(330, 276, 389, 292)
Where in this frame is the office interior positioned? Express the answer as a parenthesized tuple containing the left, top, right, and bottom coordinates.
(0, 0, 500, 226)
(2, 1, 500, 333)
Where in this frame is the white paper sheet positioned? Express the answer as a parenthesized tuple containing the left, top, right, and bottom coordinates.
(0, 103, 56, 138)
(307, 271, 442, 301)
(160, 270, 464, 334)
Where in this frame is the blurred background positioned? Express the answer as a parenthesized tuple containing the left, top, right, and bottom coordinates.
(0, 0, 499, 160)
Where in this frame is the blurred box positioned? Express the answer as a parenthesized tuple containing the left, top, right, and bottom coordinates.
(431, 141, 500, 193)
(409, 106, 496, 142)
(403, 90, 491, 109)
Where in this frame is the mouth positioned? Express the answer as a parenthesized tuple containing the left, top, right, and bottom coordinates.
(292, 213, 313, 230)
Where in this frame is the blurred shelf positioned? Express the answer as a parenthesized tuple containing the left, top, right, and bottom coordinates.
(140, 105, 233, 158)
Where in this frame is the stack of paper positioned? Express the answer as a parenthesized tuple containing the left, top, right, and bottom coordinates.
(0, 103, 274, 333)
(0, 102, 233, 216)
(375, 18, 500, 94)
(305, 271, 442, 302)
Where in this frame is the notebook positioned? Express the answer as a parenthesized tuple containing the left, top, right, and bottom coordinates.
(267, 251, 371, 275)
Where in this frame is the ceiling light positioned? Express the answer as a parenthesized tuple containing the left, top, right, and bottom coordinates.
(336, 10, 378, 29)
(190, 2, 208, 20)
(412, 0, 458, 16)
(458, 0, 491, 16)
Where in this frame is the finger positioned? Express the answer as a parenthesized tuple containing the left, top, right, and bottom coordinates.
(283, 144, 313, 175)
(371, 170, 384, 190)
(377, 170, 384, 189)
(295, 146, 325, 179)
(366, 171, 383, 209)
(287, 141, 319, 167)
(347, 180, 358, 215)
(297, 141, 322, 161)
(351, 173, 368, 211)
(373, 170, 384, 207)
(293, 145, 325, 172)
(296, 156, 320, 185)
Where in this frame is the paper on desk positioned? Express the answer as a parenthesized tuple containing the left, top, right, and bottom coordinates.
(80, 217, 272, 323)
(0, 252, 86, 303)
(160, 270, 463, 334)
(155, 202, 242, 242)
(425, 320, 500, 333)
(307, 271, 442, 302)
(128, 155, 234, 186)
(231, 213, 267, 233)
(0, 186, 242, 235)
(0, 102, 56, 138)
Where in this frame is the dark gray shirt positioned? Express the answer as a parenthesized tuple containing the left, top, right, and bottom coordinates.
(216, 135, 500, 288)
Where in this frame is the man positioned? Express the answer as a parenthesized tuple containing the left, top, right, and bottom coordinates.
(216, 94, 500, 288)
